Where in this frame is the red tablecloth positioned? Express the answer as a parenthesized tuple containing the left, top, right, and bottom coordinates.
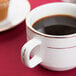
(0, 0, 76, 76)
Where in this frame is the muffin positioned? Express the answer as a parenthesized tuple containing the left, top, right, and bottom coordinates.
(0, 0, 10, 22)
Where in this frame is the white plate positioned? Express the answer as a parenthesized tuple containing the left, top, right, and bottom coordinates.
(0, 0, 30, 32)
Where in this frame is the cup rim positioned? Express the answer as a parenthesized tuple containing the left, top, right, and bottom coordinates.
(26, 2, 76, 38)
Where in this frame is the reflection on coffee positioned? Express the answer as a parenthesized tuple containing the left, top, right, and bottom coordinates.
(32, 15, 76, 35)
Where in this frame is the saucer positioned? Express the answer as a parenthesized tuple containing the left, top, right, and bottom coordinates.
(0, 0, 30, 32)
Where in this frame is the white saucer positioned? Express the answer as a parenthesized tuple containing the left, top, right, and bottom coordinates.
(0, 0, 30, 32)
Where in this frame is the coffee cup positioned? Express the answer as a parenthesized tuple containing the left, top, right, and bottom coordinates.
(21, 2, 76, 71)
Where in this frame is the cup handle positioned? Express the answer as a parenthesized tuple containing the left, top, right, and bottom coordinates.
(21, 38, 42, 68)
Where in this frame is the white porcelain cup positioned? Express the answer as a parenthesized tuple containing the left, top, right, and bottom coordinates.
(21, 2, 76, 71)
(62, 0, 76, 3)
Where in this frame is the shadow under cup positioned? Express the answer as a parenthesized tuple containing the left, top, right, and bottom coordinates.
(62, 0, 76, 3)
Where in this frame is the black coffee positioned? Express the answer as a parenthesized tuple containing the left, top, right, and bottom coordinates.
(32, 15, 76, 35)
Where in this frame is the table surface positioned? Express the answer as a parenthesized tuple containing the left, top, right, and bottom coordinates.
(0, 0, 76, 76)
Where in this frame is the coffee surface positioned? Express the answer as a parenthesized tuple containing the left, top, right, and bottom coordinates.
(32, 15, 76, 35)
